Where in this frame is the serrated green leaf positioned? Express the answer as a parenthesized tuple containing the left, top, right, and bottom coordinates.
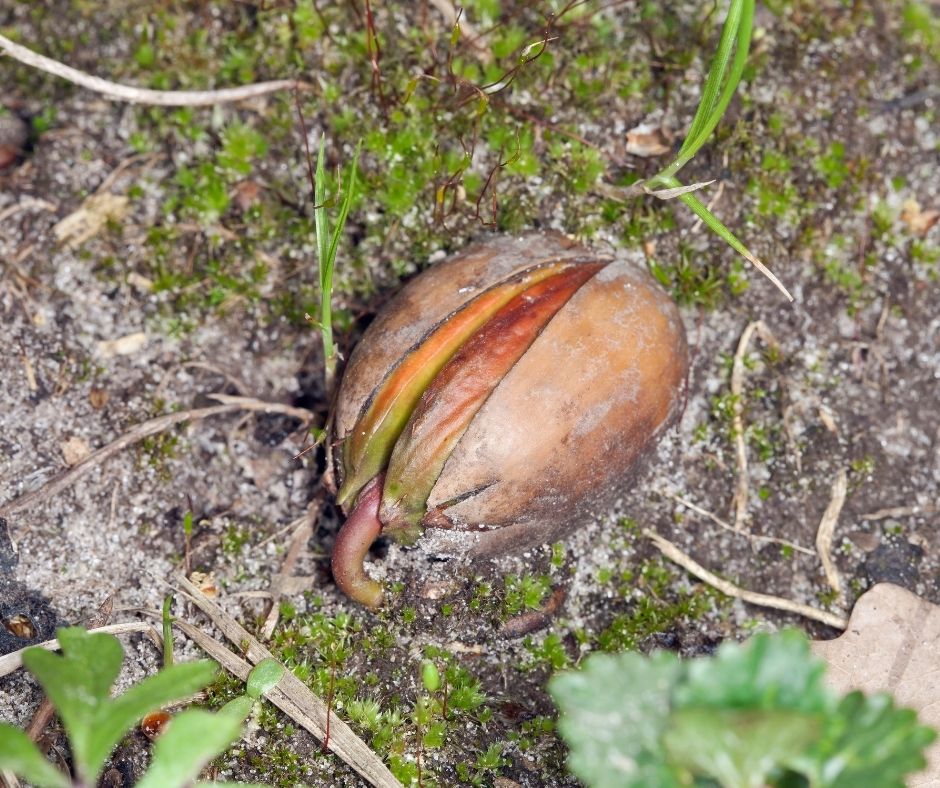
(21, 626, 217, 787)
(136, 709, 243, 788)
(0, 723, 70, 788)
(549, 650, 683, 788)
(196, 783, 268, 787)
(22, 628, 125, 782)
(99, 659, 218, 775)
(219, 695, 254, 721)
(246, 658, 284, 699)
(795, 691, 937, 788)
(663, 708, 821, 788)
(676, 630, 832, 715)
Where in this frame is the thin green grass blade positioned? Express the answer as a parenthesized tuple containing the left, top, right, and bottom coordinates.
(667, 179, 792, 301)
(654, 0, 751, 183)
(314, 138, 331, 294)
(325, 143, 360, 280)
(680, 0, 754, 163)
(681, 0, 744, 152)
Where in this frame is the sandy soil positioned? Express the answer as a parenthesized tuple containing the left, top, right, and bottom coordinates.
(1, 1, 938, 786)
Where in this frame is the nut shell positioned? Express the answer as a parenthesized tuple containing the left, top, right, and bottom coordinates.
(333, 232, 687, 558)
(424, 257, 687, 556)
(334, 232, 586, 449)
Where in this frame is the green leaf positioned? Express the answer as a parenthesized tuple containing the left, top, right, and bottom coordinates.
(421, 661, 441, 692)
(22, 628, 217, 785)
(671, 179, 793, 301)
(796, 691, 937, 788)
(219, 696, 254, 721)
(675, 630, 831, 715)
(22, 628, 124, 782)
(136, 709, 243, 788)
(246, 658, 285, 699)
(663, 708, 821, 788)
(324, 142, 360, 296)
(100, 660, 218, 773)
(549, 650, 684, 788)
(0, 723, 69, 788)
(313, 137, 331, 295)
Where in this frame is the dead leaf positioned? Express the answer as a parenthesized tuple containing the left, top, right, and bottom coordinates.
(232, 180, 262, 211)
(127, 272, 154, 292)
(190, 570, 218, 598)
(901, 198, 940, 237)
(89, 387, 110, 410)
(61, 435, 91, 466)
(53, 192, 129, 249)
(97, 331, 148, 358)
(811, 583, 940, 786)
(625, 122, 672, 158)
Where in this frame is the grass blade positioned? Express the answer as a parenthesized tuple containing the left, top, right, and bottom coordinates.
(670, 180, 793, 301)
(314, 138, 331, 295)
(681, 0, 754, 162)
(655, 0, 753, 182)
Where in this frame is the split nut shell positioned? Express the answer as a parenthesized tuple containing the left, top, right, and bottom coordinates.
(331, 232, 688, 603)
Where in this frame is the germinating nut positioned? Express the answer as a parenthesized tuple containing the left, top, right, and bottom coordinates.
(331, 232, 688, 606)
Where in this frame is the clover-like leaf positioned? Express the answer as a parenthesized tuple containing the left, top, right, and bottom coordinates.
(675, 630, 832, 715)
(21, 628, 217, 785)
(549, 650, 683, 788)
(136, 709, 243, 788)
(0, 723, 69, 788)
(795, 691, 937, 788)
(663, 708, 820, 788)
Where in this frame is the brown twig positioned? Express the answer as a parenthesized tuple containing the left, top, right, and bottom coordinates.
(260, 498, 324, 640)
(171, 573, 401, 788)
(0, 622, 152, 679)
(664, 491, 814, 556)
(0, 33, 310, 106)
(730, 320, 779, 531)
(815, 469, 848, 606)
(0, 396, 315, 518)
(862, 503, 934, 521)
(644, 529, 847, 630)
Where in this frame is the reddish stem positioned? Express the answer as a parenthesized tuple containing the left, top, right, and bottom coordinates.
(331, 475, 384, 608)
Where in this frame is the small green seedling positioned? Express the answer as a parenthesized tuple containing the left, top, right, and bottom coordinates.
(295, 107, 361, 394)
(636, 0, 792, 301)
(0, 627, 283, 788)
(550, 629, 936, 788)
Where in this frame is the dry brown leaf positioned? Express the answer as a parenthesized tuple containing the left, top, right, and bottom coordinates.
(53, 192, 129, 248)
(625, 122, 672, 157)
(60, 435, 91, 466)
(189, 570, 218, 598)
(901, 198, 940, 237)
(96, 331, 148, 358)
(811, 583, 940, 786)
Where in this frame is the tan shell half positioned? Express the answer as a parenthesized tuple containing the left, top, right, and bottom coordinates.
(333, 232, 688, 557)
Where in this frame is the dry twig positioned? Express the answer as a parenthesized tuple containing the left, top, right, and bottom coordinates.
(0, 396, 315, 518)
(171, 573, 401, 788)
(0, 622, 152, 679)
(815, 469, 848, 605)
(730, 320, 779, 531)
(665, 491, 814, 555)
(261, 498, 324, 640)
(862, 503, 934, 521)
(0, 33, 309, 106)
(644, 529, 847, 630)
